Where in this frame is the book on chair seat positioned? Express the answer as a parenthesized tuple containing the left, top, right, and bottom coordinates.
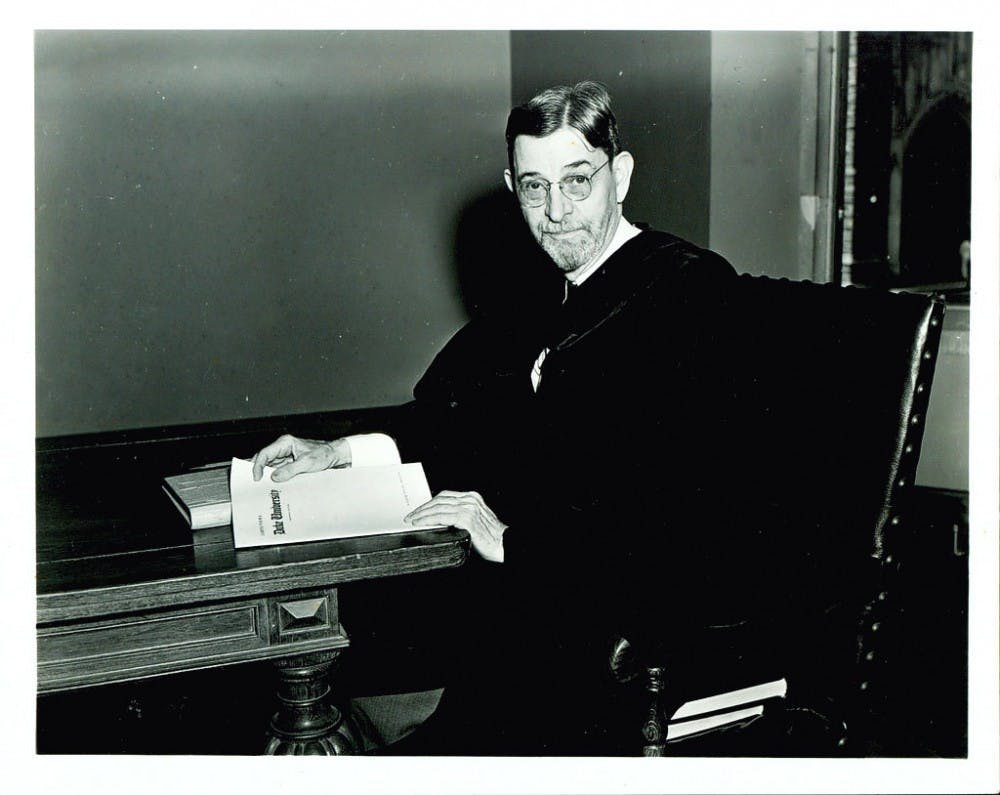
(666, 677, 787, 742)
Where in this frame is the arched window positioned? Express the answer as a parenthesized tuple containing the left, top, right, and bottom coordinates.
(840, 32, 972, 300)
(898, 94, 971, 286)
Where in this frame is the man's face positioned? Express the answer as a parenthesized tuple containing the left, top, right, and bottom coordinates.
(504, 127, 632, 276)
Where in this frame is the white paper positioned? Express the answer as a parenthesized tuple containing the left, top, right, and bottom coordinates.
(228, 457, 440, 548)
(666, 705, 764, 741)
(670, 677, 787, 720)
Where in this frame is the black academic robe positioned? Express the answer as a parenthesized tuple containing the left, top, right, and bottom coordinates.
(370, 229, 757, 751)
(377, 228, 812, 694)
(346, 230, 870, 753)
(397, 229, 744, 612)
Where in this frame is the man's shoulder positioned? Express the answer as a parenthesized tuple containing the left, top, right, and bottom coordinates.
(631, 227, 733, 267)
(621, 227, 738, 293)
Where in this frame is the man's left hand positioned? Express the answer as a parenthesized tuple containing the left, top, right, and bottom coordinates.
(405, 490, 507, 563)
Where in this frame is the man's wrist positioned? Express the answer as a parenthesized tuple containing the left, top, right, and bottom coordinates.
(325, 439, 350, 468)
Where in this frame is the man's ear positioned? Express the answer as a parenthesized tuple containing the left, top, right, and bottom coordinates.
(503, 169, 514, 193)
(611, 151, 635, 204)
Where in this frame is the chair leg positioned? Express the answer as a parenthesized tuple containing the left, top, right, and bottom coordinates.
(642, 666, 666, 756)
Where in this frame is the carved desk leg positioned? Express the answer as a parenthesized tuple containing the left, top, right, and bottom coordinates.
(265, 650, 357, 755)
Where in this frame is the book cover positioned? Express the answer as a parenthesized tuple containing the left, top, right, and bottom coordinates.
(666, 705, 765, 742)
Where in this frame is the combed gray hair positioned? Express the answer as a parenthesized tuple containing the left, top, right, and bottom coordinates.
(505, 80, 622, 175)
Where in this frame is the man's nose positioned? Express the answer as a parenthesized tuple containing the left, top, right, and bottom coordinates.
(545, 184, 571, 222)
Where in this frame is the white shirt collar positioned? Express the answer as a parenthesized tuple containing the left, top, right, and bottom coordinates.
(565, 215, 642, 288)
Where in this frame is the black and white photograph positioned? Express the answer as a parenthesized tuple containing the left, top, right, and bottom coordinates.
(8, 4, 999, 794)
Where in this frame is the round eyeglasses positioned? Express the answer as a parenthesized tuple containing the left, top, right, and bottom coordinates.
(515, 159, 611, 208)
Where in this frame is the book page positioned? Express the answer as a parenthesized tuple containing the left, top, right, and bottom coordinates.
(229, 458, 441, 548)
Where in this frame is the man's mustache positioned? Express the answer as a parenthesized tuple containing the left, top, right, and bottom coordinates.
(539, 225, 586, 235)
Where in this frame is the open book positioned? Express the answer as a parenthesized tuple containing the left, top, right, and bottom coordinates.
(228, 457, 442, 548)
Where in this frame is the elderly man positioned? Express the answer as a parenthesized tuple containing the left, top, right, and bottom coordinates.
(252, 81, 739, 754)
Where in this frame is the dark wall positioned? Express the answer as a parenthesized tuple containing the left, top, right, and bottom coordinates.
(36, 30, 716, 438)
(511, 30, 713, 247)
(35, 31, 511, 437)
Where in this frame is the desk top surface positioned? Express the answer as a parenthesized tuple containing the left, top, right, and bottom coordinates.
(36, 410, 469, 624)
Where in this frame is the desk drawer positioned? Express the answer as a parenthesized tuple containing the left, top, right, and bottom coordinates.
(38, 588, 348, 693)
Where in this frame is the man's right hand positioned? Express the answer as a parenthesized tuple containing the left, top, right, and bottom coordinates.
(251, 434, 351, 482)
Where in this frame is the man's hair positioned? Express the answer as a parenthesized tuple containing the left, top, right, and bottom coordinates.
(505, 80, 622, 175)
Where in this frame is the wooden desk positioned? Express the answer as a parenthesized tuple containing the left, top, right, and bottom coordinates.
(36, 411, 470, 754)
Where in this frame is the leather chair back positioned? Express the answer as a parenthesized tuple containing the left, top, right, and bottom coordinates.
(615, 276, 945, 755)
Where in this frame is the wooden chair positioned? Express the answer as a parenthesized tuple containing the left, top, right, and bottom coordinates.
(609, 275, 946, 756)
